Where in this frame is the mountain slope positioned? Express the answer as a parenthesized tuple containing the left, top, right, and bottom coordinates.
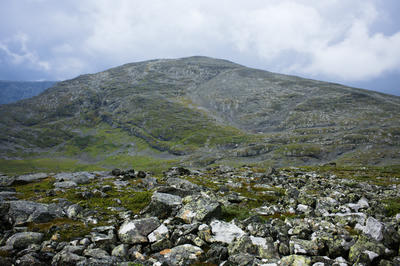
(0, 56, 399, 170)
(0, 81, 57, 105)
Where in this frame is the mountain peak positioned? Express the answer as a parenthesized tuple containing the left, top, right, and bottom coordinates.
(0, 57, 399, 167)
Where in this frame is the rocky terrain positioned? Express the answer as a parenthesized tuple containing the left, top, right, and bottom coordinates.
(0, 165, 399, 265)
(0, 81, 56, 105)
(0, 56, 399, 172)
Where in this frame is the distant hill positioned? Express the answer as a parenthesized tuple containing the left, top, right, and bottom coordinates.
(0, 81, 57, 105)
(0, 56, 399, 170)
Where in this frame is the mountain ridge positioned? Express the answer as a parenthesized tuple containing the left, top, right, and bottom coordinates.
(0, 56, 399, 172)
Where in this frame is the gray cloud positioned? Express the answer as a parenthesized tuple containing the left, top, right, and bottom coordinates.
(0, 0, 399, 94)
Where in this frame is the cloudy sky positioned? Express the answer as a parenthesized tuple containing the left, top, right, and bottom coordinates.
(1, 0, 399, 95)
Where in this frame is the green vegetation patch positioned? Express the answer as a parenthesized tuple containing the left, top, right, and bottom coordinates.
(0, 158, 105, 176)
(382, 197, 400, 217)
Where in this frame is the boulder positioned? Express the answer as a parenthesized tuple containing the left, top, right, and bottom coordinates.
(348, 236, 386, 264)
(158, 244, 204, 265)
(7, 200, 64, 225)
(118, 217, 160, 244)
(176, 195, 221, 223)
(143, 192, 182, 218)
(148, 224, 169, 243)
(210, 219, 245, 244)
(289, 238, 323, 256)
(280, 255, 312, 266)
(6, 232, 43, 249)
(363, 217, 384, 242)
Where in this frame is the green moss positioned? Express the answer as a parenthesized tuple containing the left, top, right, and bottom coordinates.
(0, 158, 105, 176)
(99, 154, 177, 175)
(221, 205, 251, 221)
(382, 198, 400, 217)
(27, 218, 92, 242)
(13, 177, 55, 200)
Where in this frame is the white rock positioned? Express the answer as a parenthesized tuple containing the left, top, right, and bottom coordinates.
(363, 217, 384, 241)
(210, 219, 245, 244)
(364, 250, 379, 261)
(148, 224, 169, 243)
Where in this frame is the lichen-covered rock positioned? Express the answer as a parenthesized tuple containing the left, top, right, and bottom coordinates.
(111, 244, 128, 258)
(148, 224, 169, 243)
(176, 195, 221, 223)
(143, 192, 182, 218)
(227, 252, 256, 265)
(157, 244, 204, 265)
(289, 238, 323, 256)
(52, 251, 87, 266)
(6, 232, 43, 249)
(7, 200, 64, 225)
(118, 217, 160, 244)
(280, 255, 312, 266)
(228, 235, 278, 259)
(349, 235, 386, 264)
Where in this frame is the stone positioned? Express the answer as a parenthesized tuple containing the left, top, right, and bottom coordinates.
(205, 244, 228, 264)
(7, 200, 64, 225)
(198, 224, 213, 243)
(280, 255, 312, 266)
(118, 217, 160, 244)
(54, 181, 78, 188)
(111, 244, 129, 257)
(6, 232, 43, 249)
(166, 177, 201, 192)
(176, 195, 221, 223)
(227, 253, 256, 265)
(348, 236, 386, 264)
(52, 251, 87, 265)
(363, 217, 384, 242)
(66, 204, 82, 219)
(14, 173, 48, 184)
(210, 219, 245, 244)
(144, 192, 182, 218)
(164, 167, 191, 178)
(15, 252, 45, 266)
(158, 244, 204, 265)
(228, 235, 278, 259)
(148, 224, 169, 243)
(289, 238, 323, 256)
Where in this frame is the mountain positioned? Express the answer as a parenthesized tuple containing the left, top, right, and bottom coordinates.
(0, 56, 399, 172)
(0, 81, 57, 105)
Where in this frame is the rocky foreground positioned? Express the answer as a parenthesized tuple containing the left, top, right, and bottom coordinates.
(0, 165, 399, 265)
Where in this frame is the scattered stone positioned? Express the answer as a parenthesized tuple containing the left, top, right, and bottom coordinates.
(210, 219, 245, 244)
(6, 232, 43, 250)
(118, 217, 160, 244)
(176, 195, 221, 223)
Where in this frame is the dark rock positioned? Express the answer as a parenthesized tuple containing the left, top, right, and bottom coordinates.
(157, 244, 204, 265)
(137, 171, 147, 178)
(164, 167, 191, 178)
(143, 192, 182, 219)
(206, 244, 228, 263)
(6, 232, 43, 249)
(118, 217, 160, 244)
(111, 168, 122, 176)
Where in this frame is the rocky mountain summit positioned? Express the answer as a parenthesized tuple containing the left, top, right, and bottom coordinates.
(0, 56, 399, 171)
(0, 165, 399, 265)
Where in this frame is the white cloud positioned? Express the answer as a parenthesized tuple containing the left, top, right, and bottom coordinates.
(1, 0, 400, 83)
(0, 33, 50, 71)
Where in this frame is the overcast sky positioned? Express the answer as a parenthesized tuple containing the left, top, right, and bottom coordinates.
(1, 0, 399, 95)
